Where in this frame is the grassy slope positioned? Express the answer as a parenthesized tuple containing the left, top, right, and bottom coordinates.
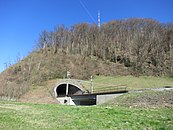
(0, 49, 129, 99)
(17, 76, 173, 104)
(1, 76, 173, 129)
(104, 90, 173, 108)
(91, 75, 173, 90)
(0, 101, 172, 130)
(0, 48, 172, 99)
(18, 79, 58, 104)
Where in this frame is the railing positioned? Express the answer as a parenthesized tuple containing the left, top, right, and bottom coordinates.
(55, 79, 128, 97)
(93, 85, 127, 94)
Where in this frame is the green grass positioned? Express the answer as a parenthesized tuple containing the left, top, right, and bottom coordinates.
(104, 90, 173, 107)
(87, 75, 173, 91)
(0, 101, 173, 130)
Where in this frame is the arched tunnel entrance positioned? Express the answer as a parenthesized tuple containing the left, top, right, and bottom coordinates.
(55, 83, 84, 97)
(54, 83, 96, 105)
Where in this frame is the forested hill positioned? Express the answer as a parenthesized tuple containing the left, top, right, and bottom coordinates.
(0, 18, 173, 99)
(38, 18, 173, 76)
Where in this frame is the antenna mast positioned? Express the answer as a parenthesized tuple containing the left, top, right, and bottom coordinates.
(98, 10, 101, 29)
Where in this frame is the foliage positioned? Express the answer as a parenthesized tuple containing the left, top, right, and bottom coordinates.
(37, 18, 173, 76)
(0, 101, 172, 130)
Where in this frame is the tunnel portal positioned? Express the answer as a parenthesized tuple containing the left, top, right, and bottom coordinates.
(54, 82, 96, 105)
(54, 83, 84, 97)
(54, 81, 127, 106)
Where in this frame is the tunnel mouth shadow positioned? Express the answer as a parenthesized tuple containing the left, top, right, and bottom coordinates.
(54, 83, 96, 105)
(54, 83, 84, 97)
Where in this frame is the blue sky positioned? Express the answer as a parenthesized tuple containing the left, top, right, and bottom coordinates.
(0, 0, 173, 72)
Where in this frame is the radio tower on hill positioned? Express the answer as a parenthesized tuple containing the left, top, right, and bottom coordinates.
(98, 10, 101, 30)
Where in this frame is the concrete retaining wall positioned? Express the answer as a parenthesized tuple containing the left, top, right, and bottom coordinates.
(96, 93, 123, 105)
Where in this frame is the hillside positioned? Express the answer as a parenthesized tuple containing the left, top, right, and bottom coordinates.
(0, 18, 173, 101)
(0, 49, 129, 99)
(37, 18, 173, 77)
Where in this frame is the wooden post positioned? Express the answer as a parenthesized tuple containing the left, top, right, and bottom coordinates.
(170, 44, 173, 75)
(90, 76, 93, 93)
(67, 71, 71, 79)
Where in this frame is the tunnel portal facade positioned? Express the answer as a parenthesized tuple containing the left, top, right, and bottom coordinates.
(54, 82, 96, 105)
(54, 80, 127, 106)
(54, 83, 84, 97)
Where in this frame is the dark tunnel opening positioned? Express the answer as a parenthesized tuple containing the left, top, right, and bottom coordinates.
(68, 84, 83, 95)
(56, 84, 66, 96)
(56, 84, 83, 97)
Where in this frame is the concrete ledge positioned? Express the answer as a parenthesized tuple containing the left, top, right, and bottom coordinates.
(96, 93, 123, 105)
